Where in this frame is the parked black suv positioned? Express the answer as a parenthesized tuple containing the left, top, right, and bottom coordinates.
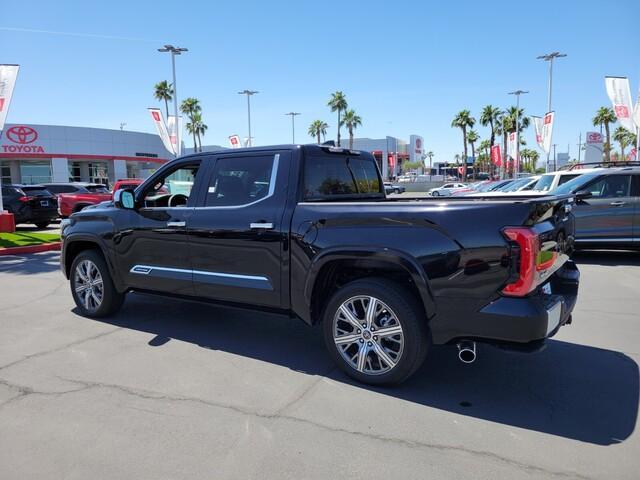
(1, 184, 58, 228)
(61, 145, 580, 385)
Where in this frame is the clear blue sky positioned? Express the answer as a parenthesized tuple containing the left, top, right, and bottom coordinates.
(2, 0, 638, 162)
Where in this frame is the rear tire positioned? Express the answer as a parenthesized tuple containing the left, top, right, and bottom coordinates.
(322, 278, 430, 386)
(34, 222, 50, 229)
(70, 250, 124, 318)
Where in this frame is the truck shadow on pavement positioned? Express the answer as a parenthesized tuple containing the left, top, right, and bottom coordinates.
(86, 292, 639, 447)
(0, 251, 61, 275)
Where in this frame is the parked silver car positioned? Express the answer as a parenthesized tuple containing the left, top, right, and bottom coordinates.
(553, 168, 640, 249)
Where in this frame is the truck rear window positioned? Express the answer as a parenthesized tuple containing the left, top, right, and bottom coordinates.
(85, 185, 109, 193)
(21, 187, 52, 196)
(304, 156, 382, 200)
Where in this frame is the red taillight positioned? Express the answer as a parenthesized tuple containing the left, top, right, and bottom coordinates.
(18, 196, 30, 203)
(502, 227, 537, 296)
(502, 227, 558, 296)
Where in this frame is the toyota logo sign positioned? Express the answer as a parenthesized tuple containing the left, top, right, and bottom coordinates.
(6, 125, 38, 144)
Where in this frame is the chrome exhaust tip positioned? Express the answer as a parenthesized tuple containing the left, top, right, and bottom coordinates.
(457, 341, 477, 364)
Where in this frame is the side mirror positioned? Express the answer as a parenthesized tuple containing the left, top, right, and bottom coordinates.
(575, 190, 592, 201)
(114, 189, 136, 210)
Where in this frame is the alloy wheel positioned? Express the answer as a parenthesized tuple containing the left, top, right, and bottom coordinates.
(74, 259, 104, 312)
(333, 295, 405, 375)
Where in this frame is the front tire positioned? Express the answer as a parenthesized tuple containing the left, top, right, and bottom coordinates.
(70, 250, 124, 317)
(431, 191, 439, 196)
(322, 278, 430, 386)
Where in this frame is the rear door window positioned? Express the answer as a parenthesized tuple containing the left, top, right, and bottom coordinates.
(304, 155, 381, 200)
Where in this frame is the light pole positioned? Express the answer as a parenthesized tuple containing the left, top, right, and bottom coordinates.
(158, 45, 188, 157)
(537, 52, 566, 171)
(238, 90, 258, 146)
(285, 112, 301, 143)
(508, 90, 529, 178)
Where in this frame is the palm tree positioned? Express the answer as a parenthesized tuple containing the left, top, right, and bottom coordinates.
(479, 139, 491, 174)
(341, 109, 362, 149)
(467, 129, 479, 179)
(613, 126, 633, 160)
(191, 112, 207, 152)
(592, 107, 617, 162)
(451, 110, 476, 180)
(529, 149, 540, 172)
(308, 120, 329, 144)
(426, 151, 434, 176)
(327, 91, 348, 146)
(154, 80, 174, 120)
(479, 105, 501, 148)
(180, 97, 201, 152)
(506, 106, 530, 133)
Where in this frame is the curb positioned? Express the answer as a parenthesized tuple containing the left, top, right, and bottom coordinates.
(0, 242, 62, 256)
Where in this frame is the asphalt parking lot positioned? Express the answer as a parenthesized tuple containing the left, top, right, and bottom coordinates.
(0, 251, 638, 479)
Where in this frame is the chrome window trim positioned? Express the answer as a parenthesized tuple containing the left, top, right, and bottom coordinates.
(575, 238, 635, 243)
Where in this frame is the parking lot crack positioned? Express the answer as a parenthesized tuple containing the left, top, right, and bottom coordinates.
(0, 327, 123, 372)
(48, 376, 591, 479)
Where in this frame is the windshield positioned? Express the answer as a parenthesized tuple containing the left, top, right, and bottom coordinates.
(499, 178, 530, 192)
(553, 172, 603, 195)
(531, 174, 555, 192)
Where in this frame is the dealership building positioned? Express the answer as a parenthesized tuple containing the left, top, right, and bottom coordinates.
(0, 124, 173, 186)
(343, 135, 425, 179)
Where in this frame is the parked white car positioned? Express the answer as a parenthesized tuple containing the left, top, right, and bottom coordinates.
(429, 182, 467, 196)
(527, 168, 603, 193)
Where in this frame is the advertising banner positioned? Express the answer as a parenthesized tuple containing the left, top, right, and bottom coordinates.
(541, 111, 554, 155)
(508, 132, 518, 161)
(148, 108, 175, 155)
(490, 144, 502, 166)
(229, 134, 242, 149)
(532, 116, 545, 150)
(0, 65, 19, 137)
(167, 115, 183, 156)
(605, 76, 636, 133)
(409, 135, 424, 163)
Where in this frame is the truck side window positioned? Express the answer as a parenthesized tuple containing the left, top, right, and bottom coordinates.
(205, 155, 275, 207)
(142, 163, 200, 208)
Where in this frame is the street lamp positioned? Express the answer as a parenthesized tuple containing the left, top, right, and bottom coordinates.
(508, 90, 529, 178)
(238, 90, 259, 146)
(536, 52, 567, 112)
(537, 52, 566, 172)
(158, 45, 188, 157)
(285, 112, 301, 143)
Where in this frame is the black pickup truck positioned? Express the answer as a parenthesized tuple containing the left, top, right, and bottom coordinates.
(61, 145, 580, 385)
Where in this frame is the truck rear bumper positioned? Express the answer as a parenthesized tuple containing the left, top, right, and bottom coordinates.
(439, 261, 580, 347)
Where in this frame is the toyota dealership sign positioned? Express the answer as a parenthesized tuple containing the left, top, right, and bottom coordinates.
(1, 125, 45, 153)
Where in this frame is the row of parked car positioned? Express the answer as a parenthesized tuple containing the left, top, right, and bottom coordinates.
(429, 166, 640, 249)
(1, 178, 143, 228)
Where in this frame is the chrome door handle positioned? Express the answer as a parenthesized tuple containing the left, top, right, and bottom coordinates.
(166, 221, 186, 227)
(250, 222, 274, 230)
(610, 201, 626, 206)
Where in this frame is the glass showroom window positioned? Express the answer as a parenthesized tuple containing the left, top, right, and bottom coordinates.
(20, 160, 51, 184)
(88, 162, 109, 185)
(68, 162, 82, 182)
(1, 162, 11, 185)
